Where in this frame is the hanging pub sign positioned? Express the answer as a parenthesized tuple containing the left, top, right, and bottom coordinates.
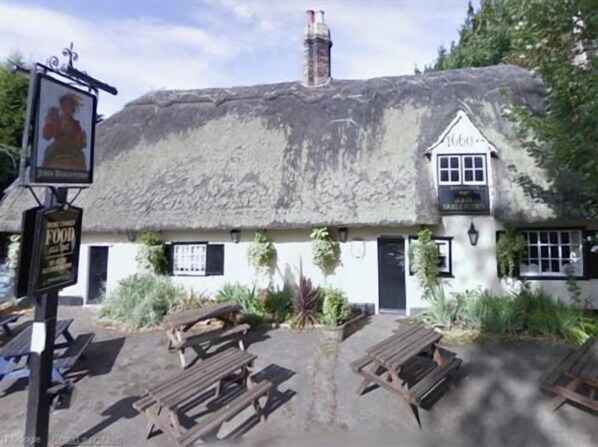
(438, 185, 490, 214)
(29, 73, 96, 184)
(15, 204, 83, 297)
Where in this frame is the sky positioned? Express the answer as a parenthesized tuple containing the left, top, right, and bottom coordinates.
(0, 0, 476, 117)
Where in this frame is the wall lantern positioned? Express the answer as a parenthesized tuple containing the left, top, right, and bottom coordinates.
(467, 221, 479, 246)
(230, 229, 241, 244)
(339, 227, 349, 243)
(126, 229, 138, 242)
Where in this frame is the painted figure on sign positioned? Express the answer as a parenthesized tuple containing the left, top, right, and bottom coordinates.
(42, 93, 87, 170)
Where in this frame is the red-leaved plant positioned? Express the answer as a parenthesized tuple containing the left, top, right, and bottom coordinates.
(292, 276, 320, 329)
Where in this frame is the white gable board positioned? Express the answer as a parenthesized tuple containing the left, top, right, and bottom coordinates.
(426, 110, 497, 156)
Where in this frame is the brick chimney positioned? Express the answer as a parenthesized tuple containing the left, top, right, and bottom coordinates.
(303, 10, 332, 86)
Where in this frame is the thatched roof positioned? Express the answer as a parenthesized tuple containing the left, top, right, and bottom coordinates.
(0, 64, 567, 233)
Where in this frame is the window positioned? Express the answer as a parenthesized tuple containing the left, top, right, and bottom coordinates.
(520, 230, 584, 277)
(436, 240, 451, 274)
(173, 244, 207, 276)
(408, 236, 452, 277)
(438, 154, 486, 186)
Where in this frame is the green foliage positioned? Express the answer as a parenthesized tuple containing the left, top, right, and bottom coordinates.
(215, 283, 268, 326)
(424, 0, 513, 72)
(421, 285, 598, 345)
(98, 274, 186, 330)
(0, 54, 28, 192)
(170, 290, 211, 312)
(260, 283, 294, 323)
(310, 227, 339, 273)
(424, 0, 598, 215)
(292, 276, 321, 329)
(247, 231, 276, 270)
(320, 287, 351, 327)
(418, 284, 455, 329)
(408, 229, 440, 294)
(496, 229, 526, 278)
(136, 232, 168, 275)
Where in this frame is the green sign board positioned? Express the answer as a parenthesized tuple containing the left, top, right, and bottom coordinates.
(16, 204, 83, 297)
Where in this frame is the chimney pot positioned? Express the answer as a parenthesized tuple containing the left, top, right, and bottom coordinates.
(305, 10, 315, 24)
(316, 10, 325, 23)
(302, 10, 332, 87)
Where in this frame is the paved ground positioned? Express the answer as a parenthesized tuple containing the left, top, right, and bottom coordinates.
(0, 306, 596, 447)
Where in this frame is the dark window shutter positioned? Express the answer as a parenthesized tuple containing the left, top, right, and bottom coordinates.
(496, 231, 505, 278)
(164, 243, 174, 276)
(584, 234, 598, 279)
(206, 244, 224, 276)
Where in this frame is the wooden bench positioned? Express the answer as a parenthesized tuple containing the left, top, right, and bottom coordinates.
(177, 324, 250, 351)
(52, 333, 94, 383)
(175, 380, 272, 447)
(540, 346, 585, 392)
(407, 357, 462, 405)
(0, 313, 20, 337)
(350, 355, 372, 373)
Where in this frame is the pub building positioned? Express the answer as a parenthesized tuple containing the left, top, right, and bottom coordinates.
(0, 11, 596, 314)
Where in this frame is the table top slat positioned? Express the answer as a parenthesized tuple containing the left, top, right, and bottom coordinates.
(366, 324, 424, 356)
(387, 331, 443, 370)
(369, 326, 438, 365)
(147, 348, 240, 395)
(567, 337, 596, 379)
(159, 351, 255, 407)
(148, 348, 255, 406)
(163, 302, 240, 330)
(572, 337, 597, 382)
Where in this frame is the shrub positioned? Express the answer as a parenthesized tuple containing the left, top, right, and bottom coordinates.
(260, 283, 294, 323)
(408, 228, 440, 293)
(247, 231, 276, 271)
(136, 232, 168, 275)
(496, 229, 526, 278)
(419, 284, 454, 329)
(310, 228, 339, 273)
(99, 274, 185, 330)
(215, 283, 269, 326)
(292, 276, 320, 329)
(171, 290, 211, 312)
(320, 287, 351, 327)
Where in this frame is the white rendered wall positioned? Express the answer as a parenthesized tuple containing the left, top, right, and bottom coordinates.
(63, 224, 598, 312)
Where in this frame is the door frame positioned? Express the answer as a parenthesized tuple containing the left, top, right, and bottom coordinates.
(86, 245, 110, 305)
(377, 235, 408, 314)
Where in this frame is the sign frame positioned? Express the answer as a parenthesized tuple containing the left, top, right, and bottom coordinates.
(438, 185, 490, 215)
(29, 71, 97, 185)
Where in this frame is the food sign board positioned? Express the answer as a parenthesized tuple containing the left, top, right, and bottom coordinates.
(16, 205, 83, 297)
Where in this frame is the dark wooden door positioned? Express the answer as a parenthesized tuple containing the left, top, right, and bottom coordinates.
(378, 237, 406, 311)
(87, 246, 108, 304)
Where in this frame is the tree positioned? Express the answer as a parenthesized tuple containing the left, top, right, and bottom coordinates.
(425, 0, 598, 216)
(0, 53, 28, 191)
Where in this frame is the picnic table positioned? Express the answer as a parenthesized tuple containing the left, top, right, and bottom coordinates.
(350, 324, 462, 428)
(542, 336, 598, 413)
(0, 319, 94, 386)
(163, 302, 250, 368)
(134, 347, 272, 446)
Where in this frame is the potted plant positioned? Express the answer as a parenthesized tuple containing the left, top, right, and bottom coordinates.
(320, 287, 351, 342)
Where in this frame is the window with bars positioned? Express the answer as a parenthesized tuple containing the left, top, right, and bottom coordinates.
(173, 244, 207, 276)
(438, 154, 486, 185)
(519, 230, 584, 277)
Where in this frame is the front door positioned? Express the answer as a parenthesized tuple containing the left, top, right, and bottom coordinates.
(87, 246, 109, 304)
(378, 237, 407, 311)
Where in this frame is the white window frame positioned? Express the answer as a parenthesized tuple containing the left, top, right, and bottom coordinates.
(438, 154, 487, 186)
(435, 240, 451, 275)
(519, 229, 584, 278)
(173, 243, 207, 276)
